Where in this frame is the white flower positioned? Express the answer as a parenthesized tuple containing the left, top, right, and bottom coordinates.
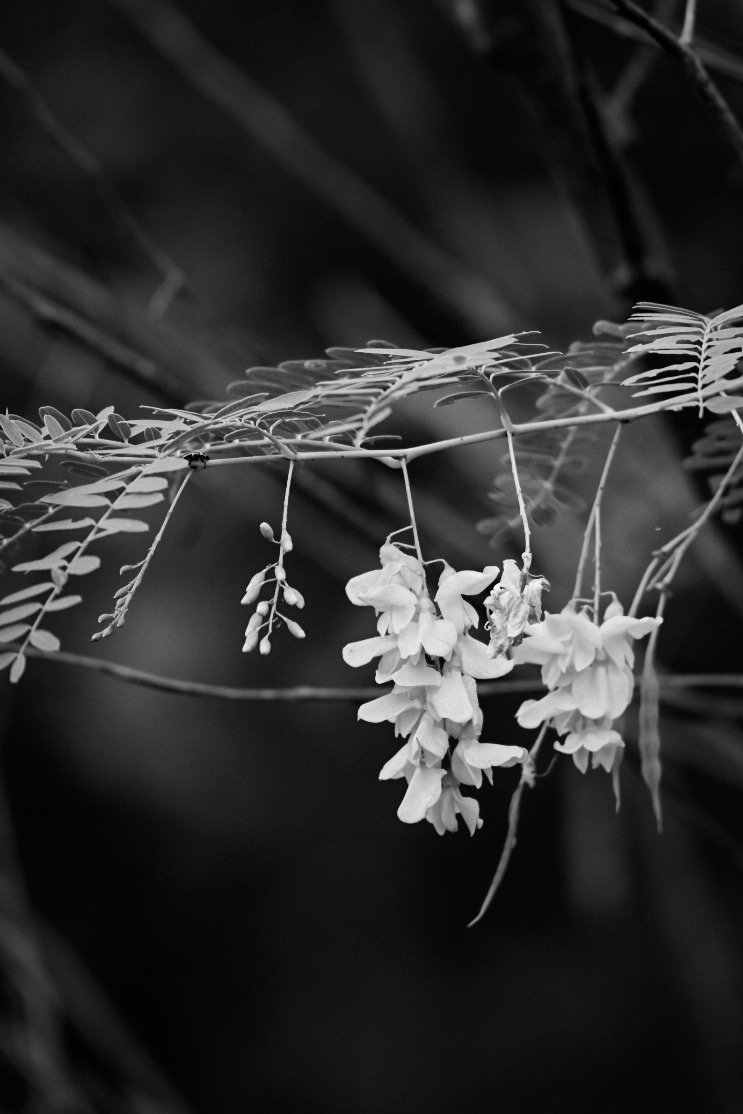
(345, 545, 523, 831)
(451, 738, 527, 788)
(514, 600, 661, 775)
(554, 716, 624, 774)
(397, 765, 446, 824)
(434, 564, 500, 634)
(425, 773, 482, 836)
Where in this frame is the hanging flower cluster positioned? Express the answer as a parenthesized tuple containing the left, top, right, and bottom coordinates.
(513, 600, 661, 773)
(343, 543, 526, 834)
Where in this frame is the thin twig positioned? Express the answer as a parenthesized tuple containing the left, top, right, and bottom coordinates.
(572, 423, 623, 603)
(400, 459, 424, 565)
(567, 0, 743, 84)
(5, 643, 743, 701)
(680, 0, 698, 46)
(630, 431, 743, 614)
(468, 723, 550, 927)
(609, 0, 743, 172)
(0, 46, 190, 318)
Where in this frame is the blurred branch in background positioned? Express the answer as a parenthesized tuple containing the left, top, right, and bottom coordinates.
(437, 0, 674, 304)
(0, 44, 190, 321)
(0, 221, 241, 403)
(102, 0, 522, 337)
(0, 773, 193, 1113)
(567, 0, 743, 84)
(607, 0, 743, 171)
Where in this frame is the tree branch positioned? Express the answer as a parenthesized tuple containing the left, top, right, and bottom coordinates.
(11, 642, 743, 703)
(608, 0, 743, 172)
(0, 220, 244, 401)
(567, 0, 743, 85)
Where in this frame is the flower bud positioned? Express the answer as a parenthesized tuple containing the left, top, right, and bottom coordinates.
(280, 530, 293, 553)
(242, 631, 259, 653)
(275, 566, 286, 582)
(256, 600, 270, 617)
(259, 636, 271, 655)
(259, 522, 275, 540)
(282, 586, 300, 606)
(246, 612, 263, 634)
(285, 619, 305, 639)
(241, 569, 265, 605)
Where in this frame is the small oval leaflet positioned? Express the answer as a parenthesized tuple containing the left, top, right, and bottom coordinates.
(0, 582, 54, 607)
(42, 491, 112, 508)
(45, 595, 82, 612)
(254, 389, 316, 412)
(39, 405, 72, 433)
(66, 556, 101, 576)
(71, 408, 97, 427)
(0, 602, 42, 627)
(115, 493, 164, 510)
(96, 518, 149, 534)
(29, 629, 61, 652)
(108, 413, 132, 441)
(0, 415, 24, 447)
(0, 624, 30, 643)
(43, 414, 68, 440)
(33, 517, 96, 533)
(127, 475, 169, 493)
(9, 654, 26, 684)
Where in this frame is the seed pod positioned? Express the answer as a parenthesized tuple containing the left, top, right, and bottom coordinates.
(242, 631, 259, 653)
(259, 636, 271, 655)
(285, 619, 305, 639)
(259, 522, 275, 540)
(241, 569, 265, 605)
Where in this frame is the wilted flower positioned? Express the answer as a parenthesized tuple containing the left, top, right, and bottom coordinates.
(485, 559, 549, 657)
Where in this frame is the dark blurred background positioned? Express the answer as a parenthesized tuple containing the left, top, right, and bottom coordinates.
(2, 1, 743, 1111)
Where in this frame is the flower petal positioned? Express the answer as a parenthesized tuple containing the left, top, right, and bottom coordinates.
(342, 635, 398, 667)
(379, 744, 413, 780)
(419, 612, 458, 658)
(390, 658, 442, 688)
(358, 689, 412, 723)
(413, 712, 450, 759)
(397, 766, 445, 824)
(428, 670, 473, 724)
(516, 688, 577, 728)
(457, 634, 514, 679)
(461, 742, 527, 769)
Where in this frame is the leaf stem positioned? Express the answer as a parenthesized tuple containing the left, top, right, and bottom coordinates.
(573, 424, 622, 605)
(400, 459, 424, 565)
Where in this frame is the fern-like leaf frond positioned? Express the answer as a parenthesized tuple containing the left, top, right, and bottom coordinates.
(623, 302, 743, 414)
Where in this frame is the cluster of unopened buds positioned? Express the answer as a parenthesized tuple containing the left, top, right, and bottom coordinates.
(343, 542, 545, 834)
(343, 542, 660, 833)
(241, 521, 305, 655)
